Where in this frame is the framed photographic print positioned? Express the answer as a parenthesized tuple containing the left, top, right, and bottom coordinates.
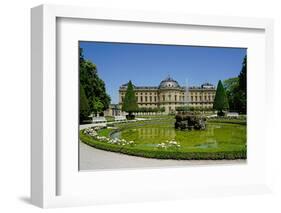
(31, 4, 274, 208)
(78, 41, 247, 171)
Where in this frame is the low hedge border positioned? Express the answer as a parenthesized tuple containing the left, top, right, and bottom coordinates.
(80, 132, 247, 160)
(208, 119, 246, 125)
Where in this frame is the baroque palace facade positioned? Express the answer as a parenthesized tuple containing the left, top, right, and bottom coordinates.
(119, 76, 216, 114)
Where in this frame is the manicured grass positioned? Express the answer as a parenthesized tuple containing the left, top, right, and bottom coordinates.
(80, 117, 247, 160)
(136, 115, 175, 119)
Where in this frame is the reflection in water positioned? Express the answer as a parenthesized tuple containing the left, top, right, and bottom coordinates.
(111, 128, 176, 140)
(195, 139, 218, 148)
(110, 123, 245, 149)
(111, 131, 121, 139)
(137, 128, 176, 139)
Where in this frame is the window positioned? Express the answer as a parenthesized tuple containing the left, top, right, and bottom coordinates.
(150, 96, 152, 102)
(175, 95, 177, 101)
(145, 96, 147, 102)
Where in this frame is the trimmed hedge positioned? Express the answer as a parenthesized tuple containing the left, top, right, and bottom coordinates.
(208, 119, 246, 125)
(80, 132, 247, 160)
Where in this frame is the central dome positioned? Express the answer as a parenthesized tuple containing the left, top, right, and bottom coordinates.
(159, 76, 180, 89)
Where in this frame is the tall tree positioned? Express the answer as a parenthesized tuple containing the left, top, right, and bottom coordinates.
(122, 81, 138, 119)
(213, 80, 229, 116)
(223, 77, 239, 111)
(79, 85, 90, 122)
(79, 48, 111, 116)
(237, 55, 247, 114)
(223, 55, 247, 114)
(239, 56, 247, 93)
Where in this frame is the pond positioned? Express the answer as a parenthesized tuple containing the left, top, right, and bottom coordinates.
(110, 121, 246, 152)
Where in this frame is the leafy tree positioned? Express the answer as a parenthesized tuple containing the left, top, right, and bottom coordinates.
(223, 55, 247, 114)
(122, 81, 138, 119)
(79, 85, 90, 122)
(92, 97, 104, 115)
(239, 56, 247, 93)
(213, 80, 229, 116)
(237, 55, 247, 114)
(223, 77, 239, 111)
(79, 48, 111, 115)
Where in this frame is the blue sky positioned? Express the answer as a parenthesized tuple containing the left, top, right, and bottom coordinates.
(80, 41, 246, 104)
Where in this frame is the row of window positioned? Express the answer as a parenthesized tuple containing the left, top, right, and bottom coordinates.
(132, 103, 213, 108)
(190, 95, 215, 102)
(121, 95, 215, 102)
(120, 91, 214, 96)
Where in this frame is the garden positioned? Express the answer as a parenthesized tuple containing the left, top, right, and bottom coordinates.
(80, 116, 246, 160)
(79, 47, 247, 161)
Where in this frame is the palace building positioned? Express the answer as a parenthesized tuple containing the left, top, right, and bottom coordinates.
(119, 76, 216, 114)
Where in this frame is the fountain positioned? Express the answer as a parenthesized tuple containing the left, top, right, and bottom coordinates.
(175, 113, 206, 130)
(175, 78, 206, 130)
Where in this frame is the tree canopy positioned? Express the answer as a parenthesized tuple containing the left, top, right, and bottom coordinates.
(122, 81, 138, 115)
(223, 77, 239, 111)
(237, 55, 247, 114)
(239, 56, 247, 93)
(79, 48, 111, 121)
(79, 84, 90, 122)
(213, 80, 229, 113)
(223, 55, 247, 114)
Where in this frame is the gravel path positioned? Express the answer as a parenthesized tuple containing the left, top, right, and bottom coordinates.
(79, 142, 246, 171)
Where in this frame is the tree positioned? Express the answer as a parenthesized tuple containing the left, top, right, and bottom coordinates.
(222, 55, 247, 114)
(239, 56, 247, 93)
(79, 48, 111, 115)
(237, 55, 247, 114)
(122, 81, 138, 119)
(223, 77, 239, 111)
(92, 97, 104, 116)
(213, 80, 229, 116)
(79, 85, 90, 122)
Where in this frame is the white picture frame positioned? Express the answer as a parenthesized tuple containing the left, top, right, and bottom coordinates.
(31, 4, 274, 208)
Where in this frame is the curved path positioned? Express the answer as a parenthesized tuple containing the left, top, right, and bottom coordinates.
(79, 142, 246, 171)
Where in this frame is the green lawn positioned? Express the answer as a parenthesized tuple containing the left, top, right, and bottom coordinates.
(136, 115, 175, 119)
(80, 116, 247, 160)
